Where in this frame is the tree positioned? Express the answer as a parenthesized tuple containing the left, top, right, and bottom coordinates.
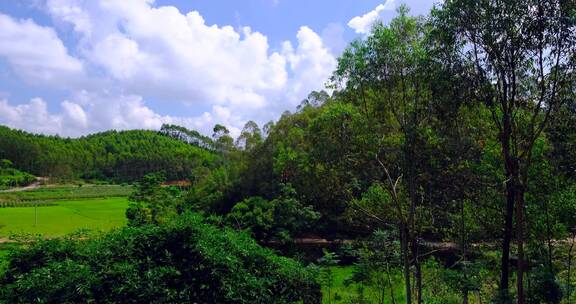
(349, 230, 401, 304)
(126, 172, 180, 226)
(235, 121, 262, 151)
(332, 6, 436, 303)
(297, 90, 330, 111)
(227, 184, 319, 243)
(434, 1, 576, 302)
(318, 250, 340, 304)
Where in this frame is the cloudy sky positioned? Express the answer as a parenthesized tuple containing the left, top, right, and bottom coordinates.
(0, 0, 440, 137)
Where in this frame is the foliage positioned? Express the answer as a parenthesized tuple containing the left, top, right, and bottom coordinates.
(0, 159, 35, 189)
(1, 0, 575, 303)
(227, 184, 320, 242)
(126, 172, 181, 226)
(0, 126, 218, 182)
(0, 184, 132, 202)
(318, 250, 340, 304)
(346, 230, 401, 304)
(0, 213, 321, 304)
(526, 266, 563, 304)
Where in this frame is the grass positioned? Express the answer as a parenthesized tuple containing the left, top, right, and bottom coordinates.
(0, 184, 133, 202)
(0, 197, 130, 237)
(322, 263, 485, 304)
(0, 184, 133, 276)
(323, 266, 406, 304)
(0, 184, 132, 237)
(0, 184, 133, 238)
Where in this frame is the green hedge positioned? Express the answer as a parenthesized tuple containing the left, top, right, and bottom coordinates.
(0, 213, 321, 303)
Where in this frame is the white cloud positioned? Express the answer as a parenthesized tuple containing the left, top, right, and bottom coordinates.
(46, 0, 288, 105)
(0, 93, 246, 138)
(61, 100, 88, 128)
(0, 0, 339, 137)
(0, 13, 84, 85)
(282, 26, 337, 106)
(0, 98, 63, 134)
(348, 0, 395, 34)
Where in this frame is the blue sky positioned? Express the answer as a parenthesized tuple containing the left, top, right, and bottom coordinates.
(0, 0, 440, 137)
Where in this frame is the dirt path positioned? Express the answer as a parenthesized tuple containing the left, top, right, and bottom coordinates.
(0, 177, 47, 193)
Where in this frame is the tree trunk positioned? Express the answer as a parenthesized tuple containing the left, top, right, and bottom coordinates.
(544, 197, 554, 271)
(498, 77, 515, 301)
(405, 133, 420, 304)
(386, 263, 397, 304)
(401, 224, 412, 304)
(500, 177, 515, 296)
(568, 233, 575, 303)
(412, 238, 422, 304)
(461, 199, 469, 304)
(516, 185, 525, 304)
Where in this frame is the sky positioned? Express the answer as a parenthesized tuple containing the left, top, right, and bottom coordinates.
(0, 0, 441, 137)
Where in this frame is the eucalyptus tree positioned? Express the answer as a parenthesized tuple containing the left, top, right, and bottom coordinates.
(332, 6, 437, 304)
(433, 1, 576, 302)
(235, 121, 263, 151)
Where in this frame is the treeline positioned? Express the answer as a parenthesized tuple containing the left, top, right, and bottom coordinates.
(0, 126, 218, 182)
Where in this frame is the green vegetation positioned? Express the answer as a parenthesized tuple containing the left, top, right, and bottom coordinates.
(125, 172, 182, 227)
(0, 127, 218, 182)
(0, 185, 132, 237)
(226, 183, 320, 243)
(0, 213, 320, 304)
(0, 159, 35, 190)
(0, 243, 19, 274)
(0, 0, 575, 303)
(0, 197, 129, 237)
(0, 185, 133, 281)
(321, 263, 491, 304)
(0, 184, 132, 202)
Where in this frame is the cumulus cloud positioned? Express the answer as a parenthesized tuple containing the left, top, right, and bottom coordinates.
(46, 0, 289, 106)
(282, 26, 337, 106)
(0, 98, 63, 135)
(348, 0, 395, 34)
(61, 100, 88, 129)
(0, 13, 84, 85)
(0, 0, 338, 137)
(0, 93, 244, 138)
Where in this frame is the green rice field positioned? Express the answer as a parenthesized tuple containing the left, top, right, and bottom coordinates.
(0, 184, 132, 237)
(0, 197, 129, 237)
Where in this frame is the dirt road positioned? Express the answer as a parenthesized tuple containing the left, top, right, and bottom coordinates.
(0, 177, 47, 193)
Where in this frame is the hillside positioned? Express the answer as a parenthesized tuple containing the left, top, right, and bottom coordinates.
(0, 126, 219, 182)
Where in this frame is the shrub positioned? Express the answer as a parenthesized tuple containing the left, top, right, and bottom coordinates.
(0, 213, 321, 304)
(227, 184, 320, 243)
(0, 165, 35, 189)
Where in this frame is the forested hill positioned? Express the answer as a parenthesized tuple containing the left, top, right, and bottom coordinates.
(0, 125, 219, 181)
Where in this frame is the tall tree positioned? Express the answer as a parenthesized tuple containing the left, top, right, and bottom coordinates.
(434, 0, 576, 302)
(333, 6, 436, 303)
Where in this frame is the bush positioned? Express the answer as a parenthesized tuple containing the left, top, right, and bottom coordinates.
(0, 163, 35, 189)
(227, 184, 320, 243)
(0, 213, 321, 304)
(527, 267, 562, 304)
